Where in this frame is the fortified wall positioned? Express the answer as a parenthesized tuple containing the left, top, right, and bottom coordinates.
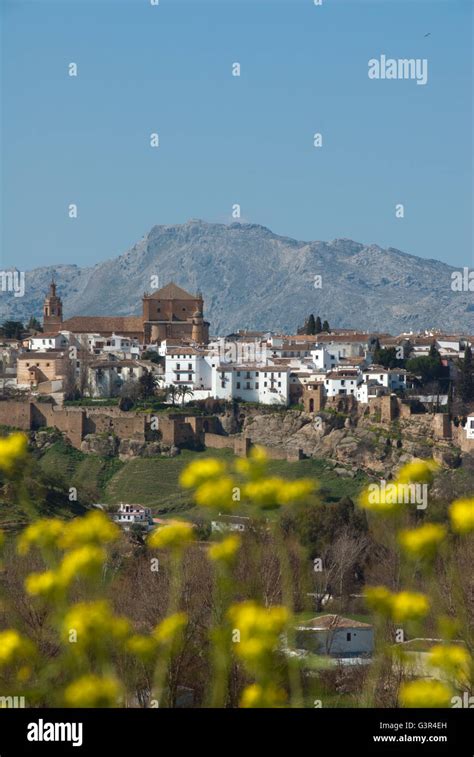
(0, 401, 221, 451)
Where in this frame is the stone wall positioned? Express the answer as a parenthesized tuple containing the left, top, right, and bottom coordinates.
(204, 433, 234, 449)
(0, 401, 32, 430)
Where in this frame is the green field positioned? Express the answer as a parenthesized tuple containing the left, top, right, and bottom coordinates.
(26, 440, 369, 521)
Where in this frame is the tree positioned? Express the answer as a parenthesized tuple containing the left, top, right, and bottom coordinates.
(139, 369, 160, 399)
(0, 321, 24, 339)
(178, 385, 194, 406)
(315, 316, 322, 334)
(141, 350, 162, 365)
(322, 320, 330, 333)
(459, 345, 474, 403)
(26, 317, 43, 333)
(306, 314, 316, 336)
(166, 385, 179, 406)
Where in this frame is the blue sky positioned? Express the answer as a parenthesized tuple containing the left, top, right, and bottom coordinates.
(1, 0, 472, 270)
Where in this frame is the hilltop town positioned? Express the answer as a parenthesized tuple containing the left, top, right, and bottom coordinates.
(0, 279, 473, 474)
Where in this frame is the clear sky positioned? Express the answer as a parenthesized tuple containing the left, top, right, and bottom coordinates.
(1, 0, 472, 270)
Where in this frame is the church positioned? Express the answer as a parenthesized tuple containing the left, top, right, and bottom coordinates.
(42, 280, 210, 345)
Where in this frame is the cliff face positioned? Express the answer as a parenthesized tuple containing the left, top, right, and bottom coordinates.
(241, 408, 465, 481)
(2, 220, 472, 334)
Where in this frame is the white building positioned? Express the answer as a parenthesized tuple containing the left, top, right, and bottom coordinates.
(294, 615, 374, 657)
(361, 367, 407, 391)
(114, 504, 153, 531)
(213, 364, 289, 405)
(324, 371, 360, 397)
(465, 416, 474, 440)
(164, 347, 213, 391)
(28, 331, 75, 352)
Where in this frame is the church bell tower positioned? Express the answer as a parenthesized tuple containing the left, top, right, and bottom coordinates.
(43, 278, 63, 331)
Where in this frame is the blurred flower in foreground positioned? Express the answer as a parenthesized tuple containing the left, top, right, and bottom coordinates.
(365, 587, 429, 622)
(428, 644, 471, 681)
(153, 612, 187, 648)
(0, 433, 27, 475)
(148, 520, 195, 550)
(0, 630, 35, 666)
(59, 511, 120, 549)
(208, 534, 240, 564)
(64, 674, 123, 708)
(449, 498, 474, 535)
(398, 523, 446, 559)
(399, 680, 452, 708)
(397, 459, 438, 484)
(17, 518, 64, 555)
(194, 476, 236, 511)
(180, 458, 226, 489)
(61, 601, 130, 649)
(228, 601, 289, 670)
(240, 682, 287, 708)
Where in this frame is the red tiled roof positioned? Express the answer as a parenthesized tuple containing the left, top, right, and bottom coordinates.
(61, 316, 144, 334)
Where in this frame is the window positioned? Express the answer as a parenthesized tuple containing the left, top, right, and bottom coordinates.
(236, 382, 241, 389)
(26, 362, 30, 367)
(237, 371, 240, 377)
(221, 381, 225, 389)
(346, 632, 352, 642)
(46, 363, 50, 367)
(188, 374, 192, 381)
(255, 382, 259, 389)
(188, 363, 192, 369)
(278, 382, 281, 387)
(177, 363, 180, 369)
(264, 381, 267, 387)
(246, 382, 251, 389)
(341, 380, 345, 386)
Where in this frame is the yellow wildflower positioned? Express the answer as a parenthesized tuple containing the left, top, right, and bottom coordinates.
(278, 478, 315, 504)
(0, 630, 35, 666)
(59, 511, 120, 550)
(235, 445, 268, 479)
(180, 458, 226, 489)
(126, 635, 158, 661)
(398, 523, 446, 559)
(17, 518, 64, 555)
(358, 484, 402, 515)
(428, 644, 471, 680)
(240, 683, 287, 708)
(64, 674, 123, 708)
(397, 459, 438, 484)
(243, 478, 285, 509)
(148, 520, 194, 550)
(449, 498, 474, 535)
(399, 680, 452, 708)
(61, 601, 130, 648)
(0, 433, 27, 475)
(153, 612, 187, 646)
(59, 545, 106, 584)
(364, 586, 394, 616)
(208, 534, 241, 564)
(194, 476, 236, 510)
(25, 570, 62, 598)
(390, 591, 430, 623)
(228, 601, 289, 669)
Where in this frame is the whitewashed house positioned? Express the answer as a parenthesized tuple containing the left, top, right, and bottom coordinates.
(465, 416, 474, 440)
(294, 615, 374, 657)
(114, 504, 153, 531)
(324, 371, 360, 397)
(29, 331, 75, 352)
(212, 365, 290, 405)
(362, 367, 407, 391)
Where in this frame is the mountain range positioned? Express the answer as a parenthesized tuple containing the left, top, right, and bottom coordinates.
(1, 220, 472, 335)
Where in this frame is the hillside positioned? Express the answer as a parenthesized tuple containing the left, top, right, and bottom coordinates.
(2, 220, 472, 334)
